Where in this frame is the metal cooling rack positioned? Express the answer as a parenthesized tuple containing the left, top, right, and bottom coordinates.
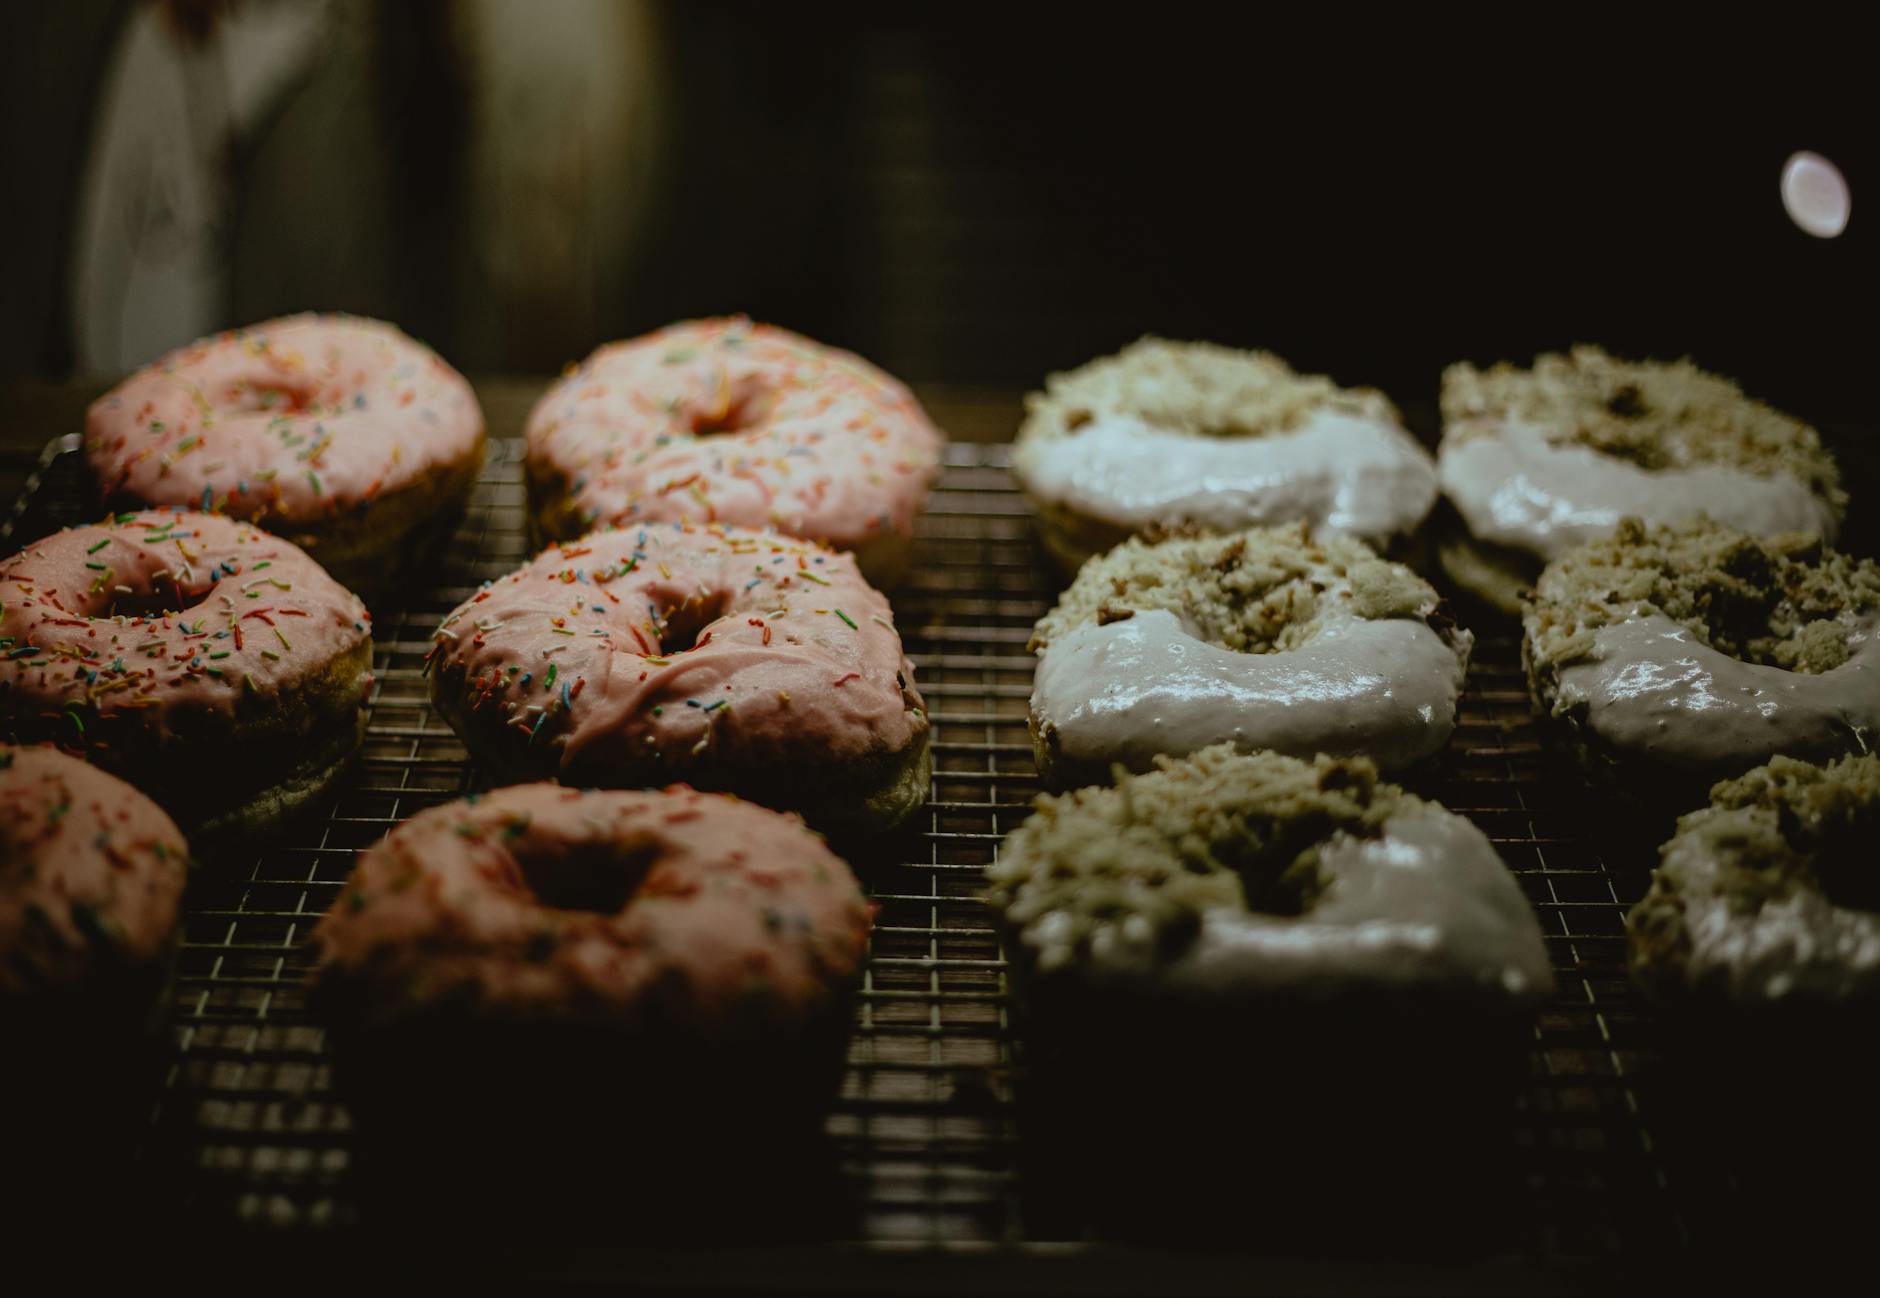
(5, 438, 1698, 1274)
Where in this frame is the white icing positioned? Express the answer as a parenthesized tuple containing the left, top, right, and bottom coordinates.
(1439, 419, 1839, 562)
(1031, 608, 1465, 774)
(1555, 614, 1880, 771)
(1018, 411, 1437, 544)
(1160, 811, 1555, 1005)
(1648, 823, 1880, 1003)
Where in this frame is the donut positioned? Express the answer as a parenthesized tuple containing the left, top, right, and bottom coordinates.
(1523, 517, 1880, 805)
(1623, 754, 1880, 1237)
(308, 784, 871, 1216)
(0, 511, 374, 849)
(986, 745, 1552, 1239)
(2, 743, 188, 1018)
(1437, 346, 1843, 614)
(3, 744, 188, 1194)
(311, 783, 870, 1039)
(1628, 753, 1880, 1008)
(1011, 339, 1438, 573)
(1027, 523, 1470, 789)
(989, 744, 1551, 1004)
(85, 313, 486, 602)
(524, 317, 944, 584)
(425, 522, 931, 834)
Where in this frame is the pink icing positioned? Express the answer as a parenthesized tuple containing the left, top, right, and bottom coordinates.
(0, 510, 371, 756)
(525, 318, 944, 551)
(310, 783, 872, 1027)
(85, 313, 483, 528)
(1, 745, 188, 993)
(426, 522, 928, 789)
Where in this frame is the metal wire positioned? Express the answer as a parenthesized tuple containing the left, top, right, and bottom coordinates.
(9, 439, 1681, 1258)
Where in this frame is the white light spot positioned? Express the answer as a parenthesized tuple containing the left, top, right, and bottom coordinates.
(1781, 151, 1850, 238)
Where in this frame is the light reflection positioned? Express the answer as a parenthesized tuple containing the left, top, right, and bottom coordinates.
(1781, 151, 1850, 239)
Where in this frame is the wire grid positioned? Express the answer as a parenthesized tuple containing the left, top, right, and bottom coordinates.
(6, 439, 1684, 1261)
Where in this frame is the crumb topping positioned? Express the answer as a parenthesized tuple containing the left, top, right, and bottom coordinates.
(1627, 754, 1880, 1006)
(1526, 517, 1880, 676)
(1684, 754, 1880, 912)
(1020, 338, 1399, 446)
(1441, 345, 1842, 507)
(985, 746, 1415, 973)
(1029, 522, 1438, 655)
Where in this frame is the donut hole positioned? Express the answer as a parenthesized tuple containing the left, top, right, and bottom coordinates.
(1773, 788, 1880, 913)
(517, 838, 659, 914)
(1605, 384, 1649, 419)
(221, 374, 321, 416)
(654, 591, 732, 655)
(1565, 413, 1674, 470)
(687, 377, 776, 437)
(1213, 823, 1339, 917)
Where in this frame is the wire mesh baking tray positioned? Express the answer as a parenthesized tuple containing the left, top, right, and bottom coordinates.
(6, 435, 1708, 1282)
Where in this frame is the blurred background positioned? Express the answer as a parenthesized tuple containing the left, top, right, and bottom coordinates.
(1, 1, 1869, 420)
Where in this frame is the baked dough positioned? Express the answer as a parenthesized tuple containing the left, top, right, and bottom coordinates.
(1524, 517, 1880, 802)
(85, 314, 485, 603)
(311, 783, 870, 1032)
(1028, 524, 1469, 787)
(1629, 753, 1880, 1007)
(3, 744, 189, 1194)
(1014, 339, 1437, 572)
(525, 317, 944, 584)
(1, 744, 187, 1011)
(1438, 347, 1842, 613)
(988, 745, 1554, 1242)
(0, 511, 373, 850)
(310, 783, 872, 1217)
(427, 522, 931, 834)
(989, 744, 1552, 1006)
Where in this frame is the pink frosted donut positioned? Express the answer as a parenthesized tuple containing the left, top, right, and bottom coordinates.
(308, 784, 872, 1171)
(0, 511, 373, 849)
(3, 743, 189, 1189)
(426, 522, 931, 834)
(524, 317, 944, 584)
(310, 783, 871, 1031)
(85, 313, 485, 600)
(1, 744, 188, 1006)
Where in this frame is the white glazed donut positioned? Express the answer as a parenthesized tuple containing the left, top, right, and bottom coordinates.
(1524, 517, 1880, 802)
(986, 744, 1555, 1240)
(1027, 524, 1470, 788)
(1013, 339, 1437, 572)
(988, 745, 1553, 1007)
(1437, 346, 1842, 613)
(1629, 753, 1880, 1008)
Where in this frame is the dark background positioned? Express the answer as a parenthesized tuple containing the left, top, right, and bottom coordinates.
(3, 3, 1870, 422)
